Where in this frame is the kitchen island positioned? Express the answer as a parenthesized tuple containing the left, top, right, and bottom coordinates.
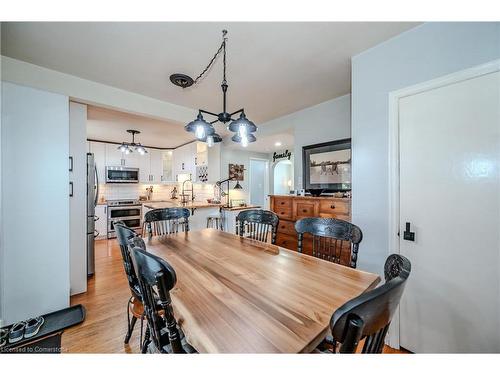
(142, 200, 261, 233)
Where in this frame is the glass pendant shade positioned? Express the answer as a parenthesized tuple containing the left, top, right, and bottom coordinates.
(185, 113, 215, 139)
(231, 133, 256, 146)
(228, 112, 257, 134)
(201, 133, 222, 147)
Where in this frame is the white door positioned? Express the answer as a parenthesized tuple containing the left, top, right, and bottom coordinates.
(398, 70, 500, 353)
(249, 158, 269, 208)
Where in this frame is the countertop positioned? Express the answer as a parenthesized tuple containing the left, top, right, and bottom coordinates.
(142, 201, 224, 210)
(269, 194, 350, 200)
(222, 205, 261, 211)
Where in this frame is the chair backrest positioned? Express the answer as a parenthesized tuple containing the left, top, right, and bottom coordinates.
(330, 254, 411, 353)
(131, 247, 185, 353)
(143, 208, 191, 236)
(236, 209, 279, 244)
(294, 217, 362, 268)
(115, 221, 145, 300)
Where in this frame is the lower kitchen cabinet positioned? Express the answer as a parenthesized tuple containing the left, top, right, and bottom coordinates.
(95, 204, 108, 240)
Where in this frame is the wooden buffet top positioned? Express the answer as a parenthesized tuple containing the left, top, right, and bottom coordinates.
(145, 229, 380, 353)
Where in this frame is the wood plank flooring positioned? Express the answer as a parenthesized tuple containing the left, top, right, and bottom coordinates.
(61, 238, 408, 354)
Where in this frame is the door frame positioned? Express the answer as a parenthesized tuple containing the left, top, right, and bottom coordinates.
(387, 59, 500, 349)
(248, 157, 270, 209)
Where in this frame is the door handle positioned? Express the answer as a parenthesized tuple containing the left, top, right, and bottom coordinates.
(69, 156, 73, 172)
(403, 222, 415, 241)
(69, 182, 74, 197)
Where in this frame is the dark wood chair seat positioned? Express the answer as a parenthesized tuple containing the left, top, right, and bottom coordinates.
(295, 217, 362, 268)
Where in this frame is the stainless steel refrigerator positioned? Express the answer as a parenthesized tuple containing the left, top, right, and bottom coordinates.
(87, 153, 99, 276)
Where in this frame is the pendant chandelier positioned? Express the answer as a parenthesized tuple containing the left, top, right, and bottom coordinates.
(170, 30, 257, 147)
(117, 129, 147, 155)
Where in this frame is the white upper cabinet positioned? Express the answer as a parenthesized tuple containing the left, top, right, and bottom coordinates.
(149, 149, 164, 183)
(172, 141, 221, 183)
(162, 150, 174, 182)
(137, 150, 151, 183)
(105, 143, 124, 166)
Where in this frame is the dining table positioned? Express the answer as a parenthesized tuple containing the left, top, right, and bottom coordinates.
(144, 228, 381, 353)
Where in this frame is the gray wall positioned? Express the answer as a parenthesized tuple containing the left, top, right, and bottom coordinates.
(260, 94, 351, 189)
(351, 22, 500, 275)
(220, 147, 270, 206)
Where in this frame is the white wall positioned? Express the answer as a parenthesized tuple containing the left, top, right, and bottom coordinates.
(1, 82, 70, 324)
(351, 22, 500, 275)
(0, 56, 196, 125)
(259, 94, 351, 189)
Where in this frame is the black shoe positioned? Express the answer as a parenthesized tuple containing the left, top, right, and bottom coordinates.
(24, 317, 44, 338)
(8, 322, 25, 343)
(0, 329, 8, 348)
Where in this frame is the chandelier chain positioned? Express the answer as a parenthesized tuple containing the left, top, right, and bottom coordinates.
(193, 30, 228, 85)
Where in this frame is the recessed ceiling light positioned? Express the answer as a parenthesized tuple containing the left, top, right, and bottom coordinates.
(275, 142, 282, 147)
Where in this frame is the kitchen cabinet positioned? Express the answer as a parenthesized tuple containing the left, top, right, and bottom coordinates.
(105, 143, 124, 166)
(173, 141, 221, 183)
(94, 204, 107, 240)
(162, 150, 174, 182)
(88, 141, 106, 184)
(137, 151, 151, 183)
(149, 149, 163, 183)
(173, 142, 196, 180)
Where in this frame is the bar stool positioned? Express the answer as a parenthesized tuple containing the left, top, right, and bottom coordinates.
(206, 215, 224, 230)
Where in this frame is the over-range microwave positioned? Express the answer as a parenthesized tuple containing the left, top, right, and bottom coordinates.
(105, 166, 139, 183)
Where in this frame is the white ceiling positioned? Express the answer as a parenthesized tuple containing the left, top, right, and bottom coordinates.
(224, 129, 295, 154)
(1, 22, 419, 125)
(86, 105, 191, 148)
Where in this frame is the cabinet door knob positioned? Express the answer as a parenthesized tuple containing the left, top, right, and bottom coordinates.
(330, 205, 335, 209)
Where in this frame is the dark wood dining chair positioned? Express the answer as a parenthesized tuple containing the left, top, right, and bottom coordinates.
(142, 208, 191, 237)
(130, 247, 196, 353)
(236, 209, 279, 244)
(321, 254, 411, 353)
(114, 221, 148, 350)
(294, 217, 362, 268)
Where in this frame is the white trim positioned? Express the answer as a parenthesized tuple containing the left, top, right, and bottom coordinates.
(386, 58, 500, 350)
(248, 157, 270, 209)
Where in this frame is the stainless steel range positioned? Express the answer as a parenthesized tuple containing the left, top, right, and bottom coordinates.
(107, 199, 142, 238)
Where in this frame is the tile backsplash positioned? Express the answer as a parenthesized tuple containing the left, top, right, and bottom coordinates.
(98, 183, 217, 203)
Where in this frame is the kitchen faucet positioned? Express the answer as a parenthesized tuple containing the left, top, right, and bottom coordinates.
(181, 178, 195, 203)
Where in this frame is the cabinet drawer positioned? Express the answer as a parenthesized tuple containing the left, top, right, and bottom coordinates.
(273, 197, 292, 210)
(275, 233, 298, 251)
(319, 200, 350, 217)
(274, 206, 293, 220)
(277, 220, 296, 236)
(293, 200, 319, 220)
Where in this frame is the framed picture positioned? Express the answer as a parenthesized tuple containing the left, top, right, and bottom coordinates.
(229, 164, 244, 181)
(302, 138, 351, 192)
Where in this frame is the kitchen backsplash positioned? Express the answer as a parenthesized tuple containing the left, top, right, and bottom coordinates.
(98, 183, 217, 202)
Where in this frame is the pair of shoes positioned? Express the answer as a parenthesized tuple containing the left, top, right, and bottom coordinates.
(0, 329, 8, 348)
(8, 316, 45, 344)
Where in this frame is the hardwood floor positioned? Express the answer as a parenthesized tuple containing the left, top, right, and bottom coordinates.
(61, 238, 408, 354)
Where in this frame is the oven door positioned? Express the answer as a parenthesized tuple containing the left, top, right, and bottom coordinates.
(108, 206, 142, 219)
(106, 167, 139, 183)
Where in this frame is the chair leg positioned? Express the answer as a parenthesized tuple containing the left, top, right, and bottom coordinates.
(141, 326, 151, 353)
(125, 316, 137, 344)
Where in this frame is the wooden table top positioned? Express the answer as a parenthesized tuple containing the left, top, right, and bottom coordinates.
(145, 229, 380, 353)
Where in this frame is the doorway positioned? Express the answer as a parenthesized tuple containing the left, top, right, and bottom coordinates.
(249, 158, 269, 208)
(273, 160, 293, 195)
(389, 61, 500, 353)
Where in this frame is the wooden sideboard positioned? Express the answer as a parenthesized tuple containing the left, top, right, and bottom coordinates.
(269, 195, 351, 256)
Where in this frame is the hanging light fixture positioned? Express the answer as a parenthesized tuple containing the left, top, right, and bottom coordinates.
(117, 130, 148, 155)
(170, 30, 257, 147)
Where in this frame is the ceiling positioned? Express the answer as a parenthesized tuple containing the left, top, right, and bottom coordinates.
(1, 22, 419, 125)
(224, 129, 295, 154)
(86, 105, 191, 148)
